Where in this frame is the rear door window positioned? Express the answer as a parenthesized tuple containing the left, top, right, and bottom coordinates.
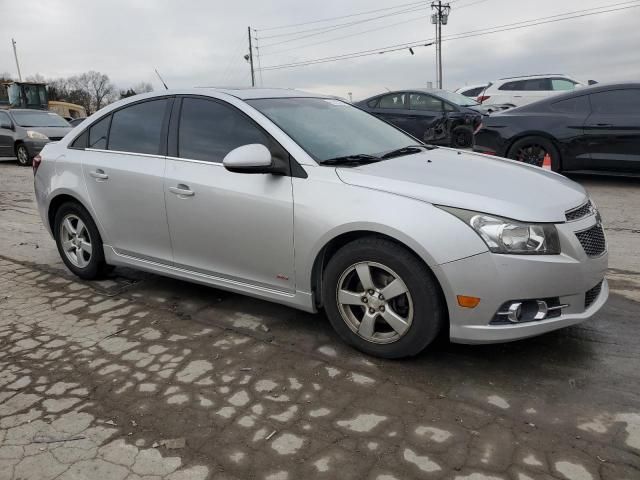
(108, 99, 168, 155)
(178, 97, 269, 163)
(378, 93, 406, 109)
(550, 96, 590, 114)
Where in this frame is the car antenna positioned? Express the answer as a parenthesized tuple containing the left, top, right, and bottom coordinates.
(154, 68, 169, 90)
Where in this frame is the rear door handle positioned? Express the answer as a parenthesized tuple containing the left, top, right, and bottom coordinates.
(90, 169, 108, 180)
(169, 185, 195, 197)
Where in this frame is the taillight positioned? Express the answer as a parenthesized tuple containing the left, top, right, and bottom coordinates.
(32, 154, 42, 175)
(477, 95, 491, 104)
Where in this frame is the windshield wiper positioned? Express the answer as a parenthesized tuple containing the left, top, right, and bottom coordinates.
(381, 144, 434, 159)
(321, 153, 381, 166)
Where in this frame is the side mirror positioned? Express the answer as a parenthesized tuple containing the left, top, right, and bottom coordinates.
(223, 144, 274, 174)
(588, 80, 598, 86)
(0, 121, 12, 130)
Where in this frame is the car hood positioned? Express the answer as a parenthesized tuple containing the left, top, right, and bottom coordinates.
(335, 149, 587, 223)
(24, 126, 72, 139)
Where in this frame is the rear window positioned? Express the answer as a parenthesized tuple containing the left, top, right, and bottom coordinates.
(378, 93, 406, 109)
(499, 79, 550, 91)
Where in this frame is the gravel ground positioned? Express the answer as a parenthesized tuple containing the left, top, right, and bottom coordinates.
(0, 162, 639, 480)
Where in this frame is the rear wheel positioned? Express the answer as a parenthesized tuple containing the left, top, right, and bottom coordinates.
(322, 237, 445, 359)
(54, 202, 111, 280)
(507, 136, 560, 170)
(16, 144, 31, 167)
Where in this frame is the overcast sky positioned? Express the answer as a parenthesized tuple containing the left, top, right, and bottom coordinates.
(3, 0, 640, 100)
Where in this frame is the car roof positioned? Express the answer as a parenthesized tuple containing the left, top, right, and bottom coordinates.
(184, 87, 332, 100)
(497, 74, 567, 81)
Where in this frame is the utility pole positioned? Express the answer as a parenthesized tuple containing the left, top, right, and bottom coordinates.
(11, 38, 23, 81)
(247, 26, 255, 87)
(431, 1, 450, 89)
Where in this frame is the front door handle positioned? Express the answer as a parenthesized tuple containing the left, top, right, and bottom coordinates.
(169, 185, 195, 197)
(90, 169, 108, 180)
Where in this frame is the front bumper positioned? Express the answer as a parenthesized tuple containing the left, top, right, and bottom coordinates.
(433, 214, 608, 344)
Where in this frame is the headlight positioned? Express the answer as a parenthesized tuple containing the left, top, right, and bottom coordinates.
(439, 206, 560, 255)
(26, 130, 49, 140)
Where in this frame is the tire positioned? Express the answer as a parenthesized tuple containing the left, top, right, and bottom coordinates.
(322, 237, 445, 359)
(53, 202, 111, 280)
(16, 144, 31, 167)
(451, 126, 473, 148)
(507, 136, 560, 171)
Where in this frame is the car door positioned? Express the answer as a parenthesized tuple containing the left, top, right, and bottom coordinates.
(80, 97, 174, 263)
(373, 93, 411, 132)
(0, 111, 14, 158)
(584, 88, 640, 172)
(545, 95, 591, 171)
(407, 92, 448, 142)
(164, 96, 295, 292)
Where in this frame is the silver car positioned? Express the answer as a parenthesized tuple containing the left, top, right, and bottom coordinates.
(33, 88, 608, 358)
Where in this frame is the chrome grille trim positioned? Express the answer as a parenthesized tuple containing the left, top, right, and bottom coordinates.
(565, 200, 593, 222)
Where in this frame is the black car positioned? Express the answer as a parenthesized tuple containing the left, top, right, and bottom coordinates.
(68, 117, 87, 127)
(356, 89, 484, 148)
(474, 83, 640, 174)
(0, 109, 72, 166)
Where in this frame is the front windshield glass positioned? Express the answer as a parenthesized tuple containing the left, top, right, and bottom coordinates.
(11, 111, 69, 127)
(436, 90, 480, 107)
(247, 97, 417, 162)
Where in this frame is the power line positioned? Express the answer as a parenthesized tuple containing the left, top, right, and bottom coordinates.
(256, 1, 426, 32)
(260, 5, 427, 48)
(260, 1, 640, 71)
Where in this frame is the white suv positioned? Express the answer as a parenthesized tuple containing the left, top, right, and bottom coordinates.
(479, 75, 590, 107)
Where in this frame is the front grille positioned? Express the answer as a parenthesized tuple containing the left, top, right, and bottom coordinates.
(575, 224, 606, 257)
(585, 281, 603, 309)
(566, 201, 592, 221)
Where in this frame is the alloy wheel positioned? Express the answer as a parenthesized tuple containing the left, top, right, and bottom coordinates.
(336, 261, 414, 344)
(17, 146, 29, 166)
(60, 214, 93, 268)
(516, 144, 548, 167)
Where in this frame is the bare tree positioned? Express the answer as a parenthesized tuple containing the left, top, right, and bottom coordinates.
(25, 73, 47, 83)
(70, 71, 116, 114)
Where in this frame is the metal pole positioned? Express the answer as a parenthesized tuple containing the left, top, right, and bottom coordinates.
(437, 1, 442, 89)
(247, 26, 255, 87)
(12, 38, 22, 81)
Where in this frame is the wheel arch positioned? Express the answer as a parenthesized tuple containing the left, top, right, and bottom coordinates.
(310, 230, 448, 322)
(47, 193, 99, 237)
(504, 131, 563, 170)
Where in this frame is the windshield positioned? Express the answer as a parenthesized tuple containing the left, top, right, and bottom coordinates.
(247, 97, 417, 163)
(436, 90, 480, 107)
(11, 111, 69, 127)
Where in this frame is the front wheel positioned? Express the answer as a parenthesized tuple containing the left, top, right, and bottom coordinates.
(451, 126, 473, 148)
(323, 237, 445, 359)
(16, 144, 31, 167)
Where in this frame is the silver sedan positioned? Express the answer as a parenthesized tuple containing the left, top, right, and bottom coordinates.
(33, 88, 608, 358)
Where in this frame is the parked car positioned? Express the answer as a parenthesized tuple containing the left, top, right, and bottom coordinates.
(455, 84, 489, 98)
(0, 109, 72, 166)
(68, 117, 87, 127)
(355, 89, 484, 148)
(34, 88, 608, 358)
(479, 74, 594, 107)
(474, 83, 640, 174)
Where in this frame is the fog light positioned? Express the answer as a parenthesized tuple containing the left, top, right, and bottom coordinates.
(457, 295, 481, 308)
(507, 302, 522, 323)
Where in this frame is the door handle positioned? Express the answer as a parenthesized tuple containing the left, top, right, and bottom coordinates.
(169, 185, 195, 197)
(90, 169, 108, 180)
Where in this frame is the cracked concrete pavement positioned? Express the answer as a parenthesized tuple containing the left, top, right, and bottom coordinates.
(0, 163, 639, 479)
